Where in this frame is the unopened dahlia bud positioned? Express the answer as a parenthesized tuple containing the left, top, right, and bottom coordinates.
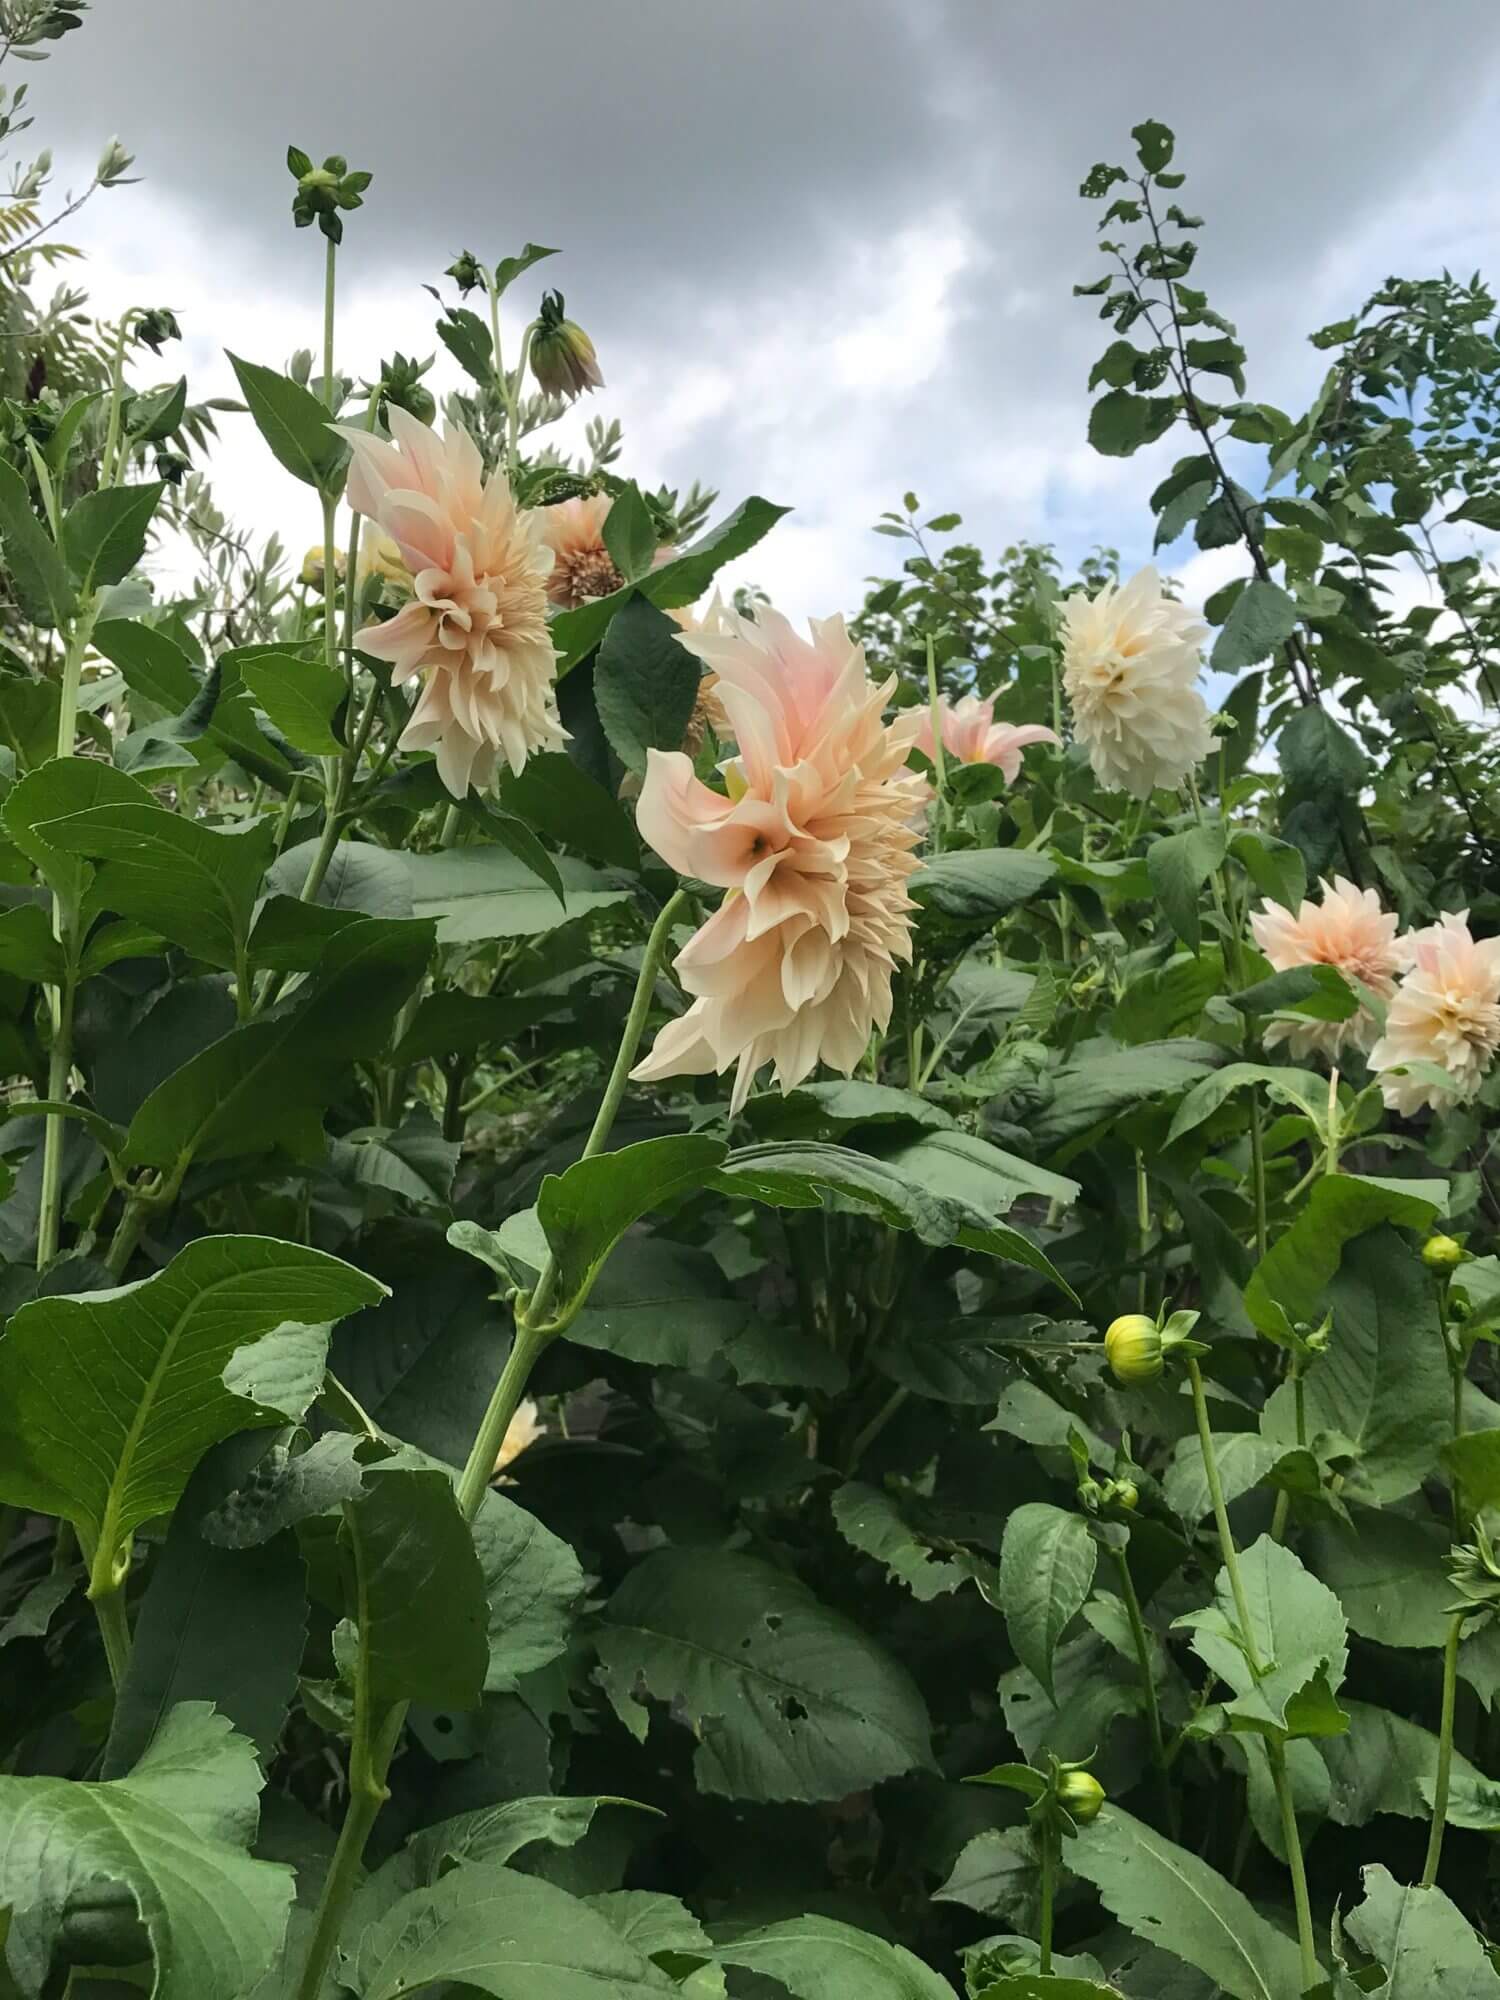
(1057, 1769, 1106, 1824)
(530, 290, 604, 400)
(1104, 1313, 1162, 1384)
(1423, 1234, 1466, 1272)
(300, 545, 346, 589)
(445, 249, 484, 295)
(1110, 1478, 1139, 1512)
(376, 349, 436, 426)
(134, 306, 181, 354)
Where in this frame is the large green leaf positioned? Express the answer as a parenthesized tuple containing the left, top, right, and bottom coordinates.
(498, 750, 638, 867)
(103, 1447, 308, 1776)
(594, 591, 700, 774)
(123, 915, 432, 1171)
(342, 1460, 490, 1718)
(1245, 1174, 1448, 1343)
(597, 1548, 933, 1802)
(62, 481, 163, 592)
(1344, 1865, 1500, 1996)
(403, 846, 629, 942)
(0, 1234, 382, 1594)
(0, 1705, 293, 2000)
(714, 1917, 958, 2000)
(470, 1481, 583, 1689)
(241, 650, 346, 756)
(228, 353, 348, 491)
(92, 617, 200, 711)
(534, 1133, 728, 1324)
(710, 1139, 1073, 1294)
(1304, 1508, 1451, 1650)
(0, 454, 73, 626)
(1176, 1533, 1347, 1739)
(32, 759, 274, 971)
(1069, 1807, 1307, 2000)
(1264, 1226, 1452, 1504)
(910, 847, 1057, 923)
(1322, 1701, 1500, 1832)
(550, 497, 789, 673)
(1210, 578, 1299, 673)
(1029, 1040, 1225, 1153)
(350, 1860, 675, 1999)
(832, 1482, 982, 1602)
(1147, 821, 1227, 954)
(997, 1503, 1097, 1700)
(1165, 1061, 1328, 1147)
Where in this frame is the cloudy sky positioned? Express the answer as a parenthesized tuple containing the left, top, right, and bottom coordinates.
(34, 0, 1500, 621)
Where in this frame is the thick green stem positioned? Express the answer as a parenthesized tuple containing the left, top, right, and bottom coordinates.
(293, 1703, 401, 2000)
(1038, 1821, 1056, 1975)
(924, 630, 946, 856)
(105, 1194, 151, 1280)
(456, 1320, 550, 1521)
(1247, 1091, 1268, 1261)
(1188, 1357, 1319, 1990)
(1421, 1613, 1464, 1888)
(91, 1579, 132, 1689)
(1110, 1544, 1175, 1835)
(1134, 1149, 1150, 1313)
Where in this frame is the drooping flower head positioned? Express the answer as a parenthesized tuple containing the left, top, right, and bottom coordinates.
(535, 494, 623, 609)
(336, 407, 564, 797)
(530, 290, 604, 401)
(1371, 912, 1500, 1115)
(1248, 876, 1407, 1060)
(631, 606, 925, 1112)
(1061, 563, 1213, 797)
(914, 692, 1059, 784)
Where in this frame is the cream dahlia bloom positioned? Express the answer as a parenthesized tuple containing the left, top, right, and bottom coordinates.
(335, 407, 564, 798)
(631, 607, 925, 1113)
(1370, 912, 1500, 1115)
(1248, 876, 1407, 1061)
(491, 1397, 544, 1482)
(535, 494, 623, 609)
(914, 693, 1059, 783)
(1061, 564, 1214, 797)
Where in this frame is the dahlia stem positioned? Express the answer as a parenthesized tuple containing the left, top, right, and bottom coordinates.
(1134, 1148, 1149, 1312)
(1037, 1820, 1056, 1975)
(1109, 1543, 1175, 1835)
(1188, 1357, 1319, 1990)
(1421, 1611, 1464, 1888)
(924, 629, 946, 855)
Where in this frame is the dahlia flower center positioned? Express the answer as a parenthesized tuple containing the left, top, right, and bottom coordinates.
(553, 545, 623, 607)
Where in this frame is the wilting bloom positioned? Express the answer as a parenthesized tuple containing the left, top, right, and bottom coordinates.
(334, 407, 565, 797)
(530, 290, 604, 401)
(535, 494, 623, 609)
(631, 607, 925, 1112)
(1061, 563, 1214, 797)
(914, 692, 1059, 783)
(1371, 912, 1500, 1115)
(492, 1398, 544, 1482)
(1249, 875, 1407, 1060)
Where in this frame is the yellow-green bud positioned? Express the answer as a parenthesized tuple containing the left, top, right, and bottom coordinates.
(1057, 1769, 1105, 1824)
(530, 290, 604, 400)
(1423, 1234, 1466, 1272)
(1104, 1313, 1163, 1384)
(1112, 1478, 1139, 1512)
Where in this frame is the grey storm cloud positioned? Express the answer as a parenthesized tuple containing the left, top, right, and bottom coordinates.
(38, 1, 1500, 609)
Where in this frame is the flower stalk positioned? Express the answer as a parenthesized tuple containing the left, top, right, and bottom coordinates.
(1421, 1611, 1463, 1888)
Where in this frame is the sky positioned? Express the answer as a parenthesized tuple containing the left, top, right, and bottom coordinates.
(30, 0, 1500, 625)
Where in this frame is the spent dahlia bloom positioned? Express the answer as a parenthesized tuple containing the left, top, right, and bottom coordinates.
(1061, 564, 1214, 797)
(1248, 876, 1407, 1061)
(914, 693, 1059, 783)
(535, 494, 623, 609)
(1370, 912, 1500, 1115)
(336, 407, 565, 797)
(631, 607, 925, 1112)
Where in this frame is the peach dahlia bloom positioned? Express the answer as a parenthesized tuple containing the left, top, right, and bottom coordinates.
(1061, 563, 1214, 797)
(631, 607, 925, 1112)
(534, 494, 624, 609)
(1370, 912, 1500, 1115)
(336, 408, 564, 797)
(914, 693, 1059, 783)
(1248, 876, 1407, 1061)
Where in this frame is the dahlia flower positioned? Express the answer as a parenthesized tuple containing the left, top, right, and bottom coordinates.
(1061, 564, 1214, 797)
(914, 692, 1059, 783)
(1371, 912, 1500, 1115)
(335, 407, 564, 797)
(535, 494, 623, 609)
(631, 607, 925, 1112)
(1248, 876, 1407, 1061)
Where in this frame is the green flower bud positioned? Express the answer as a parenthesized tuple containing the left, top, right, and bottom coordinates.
(1104, 1313, 1162, 1383)
(530, 290, 604, 400)
(1423, 1234, 1466, 1272)
(375, 350, 437, 426)
(1057, 1769, 1105, 1824)
(134, 307, 181, 355)
(445, 249, 484, 295)
(1111, 1478, 1139, 1512)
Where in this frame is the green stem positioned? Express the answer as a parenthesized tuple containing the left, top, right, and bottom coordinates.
(1248, 1090, 1268, 1261)
(105, 1193, 151, 1281)
(90, 1579, 132, 1689)
(1134, 1149, 1150, 1313)
(845, 1385, 909, 1475)
(1110, 1544, 1175, 1835)
(293, 1703, 401, 2000)
(1421, 1612, 1464, 1888)
(1188, 1358, 1319, 1990)
(1038, 1821, 1056, 1975)
(98, 311, 135, 489)
(924, 630, 946, 856)
(1270, 1354, 1306, 1545)
(456, 1320, 550, 1521)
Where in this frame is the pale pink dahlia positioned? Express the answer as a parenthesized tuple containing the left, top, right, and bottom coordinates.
(914, 693, 1059, 783)
(1370, 912, 1500, 1115)
(1061, 563, 1213, 797)
(631, 607, 926, 1112)
(1248, 876, 1407, 1060)
(534, 494, 623, 609)
(336, 408, 564, 797)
